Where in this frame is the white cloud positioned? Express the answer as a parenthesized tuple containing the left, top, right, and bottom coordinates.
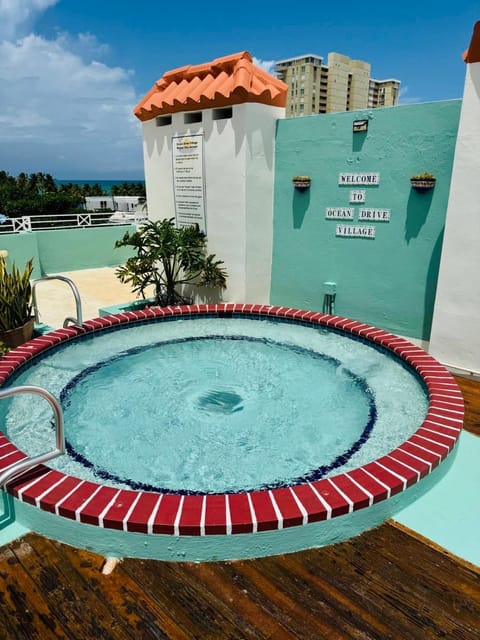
(0, 0, 58, 40)
(252, 56, 276, 75)
(56, 31, 110, 59)
(0, 1, 143, 177)
(398, 85, 423, 105)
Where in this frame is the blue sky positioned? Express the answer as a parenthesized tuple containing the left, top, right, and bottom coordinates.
(1, 0, 479, 179)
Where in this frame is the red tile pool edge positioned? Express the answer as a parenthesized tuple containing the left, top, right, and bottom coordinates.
(0, 305, 464, 536)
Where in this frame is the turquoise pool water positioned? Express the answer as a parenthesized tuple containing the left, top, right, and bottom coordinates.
(1, 318, 428, 493)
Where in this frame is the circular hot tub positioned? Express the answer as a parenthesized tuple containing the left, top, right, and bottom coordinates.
(0, 305, 463, 561)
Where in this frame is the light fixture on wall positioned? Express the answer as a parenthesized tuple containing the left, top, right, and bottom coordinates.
(352, 119, 368, 133)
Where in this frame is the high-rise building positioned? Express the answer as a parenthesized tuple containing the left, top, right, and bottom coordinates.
(275, 53, 400, 117)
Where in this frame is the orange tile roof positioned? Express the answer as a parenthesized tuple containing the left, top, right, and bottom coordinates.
(134, 51, 287, 121)
(463, 21, 480, 63)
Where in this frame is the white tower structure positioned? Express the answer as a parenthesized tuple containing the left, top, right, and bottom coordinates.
(134, 52, 287, 303)
(429, 22, 480, 374)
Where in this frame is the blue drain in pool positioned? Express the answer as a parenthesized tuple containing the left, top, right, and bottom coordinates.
(198, 390, 244, 414)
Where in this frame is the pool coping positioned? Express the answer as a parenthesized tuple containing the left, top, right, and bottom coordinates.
(0, 304, 464, 536)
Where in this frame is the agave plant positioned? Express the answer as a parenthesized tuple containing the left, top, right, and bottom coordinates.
(0, 257, 34, 332)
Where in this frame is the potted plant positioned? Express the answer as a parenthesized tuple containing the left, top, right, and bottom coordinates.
(292, 176, 311, 189)
(410, 172, 436, 192)
(115, 219, 227, 306)
(0, 256, 34, 348)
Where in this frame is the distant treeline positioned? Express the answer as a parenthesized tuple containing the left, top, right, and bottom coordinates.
(0, 171, 146, 218)
(59, 181, 146, 197)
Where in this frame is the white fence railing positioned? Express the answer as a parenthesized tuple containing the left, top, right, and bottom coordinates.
(0, 211, 148, 234)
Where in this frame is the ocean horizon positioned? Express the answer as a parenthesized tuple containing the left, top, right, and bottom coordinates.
(56, 178, 145, 194)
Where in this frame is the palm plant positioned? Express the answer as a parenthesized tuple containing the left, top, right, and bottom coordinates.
(115, 219, 227, 306)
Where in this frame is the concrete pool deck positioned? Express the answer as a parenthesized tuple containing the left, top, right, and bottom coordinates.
(32, 266, 141, 329)
(2, 266, 479, 567)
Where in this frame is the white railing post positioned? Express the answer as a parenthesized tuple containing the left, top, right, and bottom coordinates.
(12, 216, 32, 232)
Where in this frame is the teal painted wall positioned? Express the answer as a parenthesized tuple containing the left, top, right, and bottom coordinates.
(0, 225, 135, 279)
(0, 232, 41, 277)
(36, 227, 134, 273)
(271, 100, 461, 340)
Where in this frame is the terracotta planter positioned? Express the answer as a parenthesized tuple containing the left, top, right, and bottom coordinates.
(293, 178, 311, 190)
(0, 317, 35, 349)
(411, 179, 436, 193)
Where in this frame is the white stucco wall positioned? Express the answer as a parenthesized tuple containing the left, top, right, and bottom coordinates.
(142, 119, 175, 219)
(429, 62, 480, 374)
(244, 104, 284, 302)
(201, 106, 247, 302)
(141, 102, 283, 303)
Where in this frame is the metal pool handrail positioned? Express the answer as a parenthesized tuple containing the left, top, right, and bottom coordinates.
(0, 385, 65, 490)
(32, 275, 83, 327)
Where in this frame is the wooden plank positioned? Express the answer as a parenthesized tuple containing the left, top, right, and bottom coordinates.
(10, 536, 130, 639)
(390, 519, 480, 576)
(364, 525, 480, 634)
(121, 557, 256, 639)
(60, 542, 190, 640)
(292, 546, 422, 640)
(0, 544, 69, 639)
(454, 375, 480, 436)
(178, 560, 294, 638)
(295, 524, 480, 640)
(0, 523, 479, 639)
(278, 551, 393, 639)
(166, 562, 268, 639)
(213, 556, 345, 638)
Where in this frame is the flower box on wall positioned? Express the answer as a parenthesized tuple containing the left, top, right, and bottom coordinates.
(410, 173, 436, 193)
(293, 176, 311, 190)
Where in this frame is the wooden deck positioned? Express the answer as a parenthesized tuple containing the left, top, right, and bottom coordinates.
(455, 375, 480, 437)
(0, 374, 479, 639)
(1, 523, 478, 639)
